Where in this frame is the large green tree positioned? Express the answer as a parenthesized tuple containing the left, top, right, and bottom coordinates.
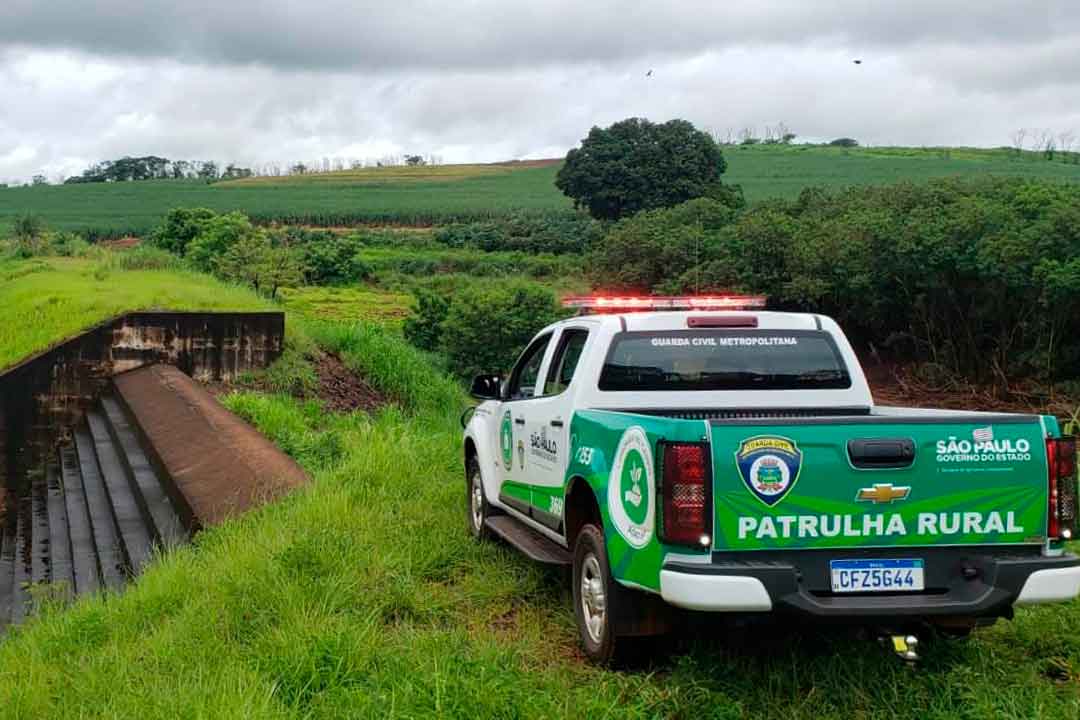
(555, 118, 734, 221)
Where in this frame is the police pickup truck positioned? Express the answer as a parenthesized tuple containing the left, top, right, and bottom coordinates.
(462, 296, 1080, 663)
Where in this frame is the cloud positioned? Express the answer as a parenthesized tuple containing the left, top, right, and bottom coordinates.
(1, 3, 1079, 183)
(1, 1, 1077, 71)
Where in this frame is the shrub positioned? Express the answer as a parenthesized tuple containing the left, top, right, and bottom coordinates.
(12, 214, 46, 257)
(402, 289, 451, 351)
(586, 198, 740, 291)
(433, 222, 508, 250)
(438, 280, 568, 378)
(150, 207, 218, 255)
(187, 211, 261, 272)
(297, 233, 369, 285)
(587, 177, 1080, 382)
(432, 212, 601, 255)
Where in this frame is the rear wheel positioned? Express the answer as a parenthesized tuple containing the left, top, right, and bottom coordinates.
(573, 524, 636, 664)
(466, 457, 493, 540)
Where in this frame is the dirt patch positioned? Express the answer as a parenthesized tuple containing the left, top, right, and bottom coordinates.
(98, 236, 141, 250)
(314, 353, 386, 413)
(490, 158, 562, 168)
(200, 352, 387, 414)
(866, 362, 1078, 419)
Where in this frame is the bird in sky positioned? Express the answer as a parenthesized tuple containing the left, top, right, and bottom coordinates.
(853, 59, 863, 65)
(646, 69, 653, 77)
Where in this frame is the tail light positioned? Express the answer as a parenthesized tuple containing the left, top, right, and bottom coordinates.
(661, 442, 711, 547)
(1047, 437, 1078, 540)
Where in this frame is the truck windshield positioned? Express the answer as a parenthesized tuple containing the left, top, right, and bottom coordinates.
(598, 330, 851, 391)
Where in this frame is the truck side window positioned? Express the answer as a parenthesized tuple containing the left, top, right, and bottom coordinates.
(544, 329, 589, 396)
(507, 333, 552, 400)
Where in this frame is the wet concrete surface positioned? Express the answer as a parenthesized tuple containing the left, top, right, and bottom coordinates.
(0, 312, 286, 627)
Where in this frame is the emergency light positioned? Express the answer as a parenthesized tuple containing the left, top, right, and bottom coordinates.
(562, 295, 767, 313)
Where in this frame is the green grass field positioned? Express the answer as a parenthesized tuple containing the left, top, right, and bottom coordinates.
(4, 146, 1080, 238)
(1, 257, 1080, 718)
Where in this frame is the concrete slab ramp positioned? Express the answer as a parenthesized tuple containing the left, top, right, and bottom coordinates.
(112, 364, 308, 529)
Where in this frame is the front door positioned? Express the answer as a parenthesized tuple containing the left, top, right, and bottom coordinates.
(494, 332, 553, 517)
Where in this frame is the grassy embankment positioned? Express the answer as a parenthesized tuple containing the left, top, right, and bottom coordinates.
(1, 257, 1079, 718)
(0, 257, 273, 371)
(4, 145, 1080, 237)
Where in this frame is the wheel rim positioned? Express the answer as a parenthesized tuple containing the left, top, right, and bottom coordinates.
(580, 553, 606, 644)
(471, 472, 484, 532)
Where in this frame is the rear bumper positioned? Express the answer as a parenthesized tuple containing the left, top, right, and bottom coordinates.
(660, 550, 1080, 619)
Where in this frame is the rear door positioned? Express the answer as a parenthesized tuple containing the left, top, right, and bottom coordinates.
(707, 417, 1048, 552)
(522, 327, 591, 530)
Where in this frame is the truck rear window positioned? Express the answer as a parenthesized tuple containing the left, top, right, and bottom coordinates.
(598, 330, 851, 391)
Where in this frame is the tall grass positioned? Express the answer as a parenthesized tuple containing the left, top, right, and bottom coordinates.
(307, 321, 462, 419)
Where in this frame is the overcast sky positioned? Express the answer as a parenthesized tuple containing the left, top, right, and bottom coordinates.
(2, 1, 1078, 183)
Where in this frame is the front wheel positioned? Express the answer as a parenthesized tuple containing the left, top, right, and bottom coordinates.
(573, 524, 635, 664)
(466, 457, 494, 540)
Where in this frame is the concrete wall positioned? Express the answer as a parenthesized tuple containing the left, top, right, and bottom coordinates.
(0, 312, 284, 495)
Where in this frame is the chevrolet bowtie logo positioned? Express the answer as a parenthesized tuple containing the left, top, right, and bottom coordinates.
(856, 484, 911, 504)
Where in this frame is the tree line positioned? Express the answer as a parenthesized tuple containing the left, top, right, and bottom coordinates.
(55, 153, 447, 186)
(64, 157, 253, 184)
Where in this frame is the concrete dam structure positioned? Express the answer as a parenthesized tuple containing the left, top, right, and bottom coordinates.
(0, 312, 308, 628)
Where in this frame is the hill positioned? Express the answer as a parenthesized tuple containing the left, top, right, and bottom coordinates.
(2, 146, 1079, 238)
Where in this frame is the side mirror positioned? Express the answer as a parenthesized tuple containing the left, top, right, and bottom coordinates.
(470, 374, 503, 400)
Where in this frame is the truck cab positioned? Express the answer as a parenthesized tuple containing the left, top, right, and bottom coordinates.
(463, 296, 1080, 663)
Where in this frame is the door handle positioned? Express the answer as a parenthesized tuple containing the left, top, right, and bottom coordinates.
(514, 418, 526, 425)
(550, 419, 564, 427)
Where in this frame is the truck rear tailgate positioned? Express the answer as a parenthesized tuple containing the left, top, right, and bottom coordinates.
(708, 415, 1048, 552)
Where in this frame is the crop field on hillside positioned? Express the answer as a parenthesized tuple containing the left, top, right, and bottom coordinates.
(4, 146, 1080, 239)
(0, 164, 570, 239)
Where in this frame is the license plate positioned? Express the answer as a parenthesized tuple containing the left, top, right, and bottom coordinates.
(830, 559, 924, 593)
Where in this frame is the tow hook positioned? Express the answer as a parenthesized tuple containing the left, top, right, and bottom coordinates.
(880, 633, 920, 663)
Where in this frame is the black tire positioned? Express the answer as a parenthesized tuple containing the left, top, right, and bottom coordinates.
(466, 457, 494, 540)
(572, 523, 637, 664)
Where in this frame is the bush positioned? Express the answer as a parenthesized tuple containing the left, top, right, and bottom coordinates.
(438, 281, 568, 378)
(186, 212, 260, 272)
(12, 214, 46, 257)
(587, 177, 1080, 382)
(298, 234, 369, 285)
(432, 211, 601, 255)
(433, 222, 509, 250)
(586, 198, 740, 291)
(150, 207, 218, 255)
(402, 289, 451, 351)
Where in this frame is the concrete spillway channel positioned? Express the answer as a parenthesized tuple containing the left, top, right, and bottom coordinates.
(0, 312, 306, 630)
(0, 392, 188, 624)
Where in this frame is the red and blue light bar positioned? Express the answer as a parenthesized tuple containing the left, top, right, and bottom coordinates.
(563, 295, 767, 312)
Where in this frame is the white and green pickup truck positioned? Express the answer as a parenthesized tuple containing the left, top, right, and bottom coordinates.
(462, 296, 1080, 663)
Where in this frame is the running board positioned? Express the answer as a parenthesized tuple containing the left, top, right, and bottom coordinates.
(484, 516, 571, 566)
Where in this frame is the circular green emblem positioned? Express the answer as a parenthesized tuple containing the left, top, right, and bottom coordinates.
(619, 448, 649, 526)
(500, 410, 513, 471)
